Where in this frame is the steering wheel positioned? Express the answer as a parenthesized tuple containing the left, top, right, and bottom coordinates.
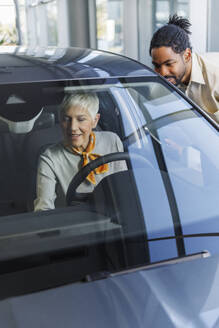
(66, 151, 153, 206)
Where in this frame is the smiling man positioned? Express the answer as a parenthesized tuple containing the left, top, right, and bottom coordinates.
(149, 14, 219, 123)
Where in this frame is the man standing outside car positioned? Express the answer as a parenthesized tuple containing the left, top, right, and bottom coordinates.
(149, 14, 219, 124)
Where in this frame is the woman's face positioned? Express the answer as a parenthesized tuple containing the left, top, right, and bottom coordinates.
(61, 105, 99, 151)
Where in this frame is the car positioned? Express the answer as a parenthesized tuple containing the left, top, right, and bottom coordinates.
(0, 45, 218, 327)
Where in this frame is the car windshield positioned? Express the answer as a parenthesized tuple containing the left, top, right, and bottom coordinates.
(0, 76, 218, 281)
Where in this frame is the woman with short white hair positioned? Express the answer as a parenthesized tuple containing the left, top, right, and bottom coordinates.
(60, 92, 99, 120)
(34, 92, 126, 211)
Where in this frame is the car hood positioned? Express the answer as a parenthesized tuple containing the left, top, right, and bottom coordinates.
(0, 253, 219, 327)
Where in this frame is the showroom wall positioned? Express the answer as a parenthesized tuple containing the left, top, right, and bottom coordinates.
(17, 0, 219, 65)
(208, 0, 219, 51)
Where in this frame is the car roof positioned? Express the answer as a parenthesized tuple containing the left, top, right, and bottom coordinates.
(0, 46, 156, 84)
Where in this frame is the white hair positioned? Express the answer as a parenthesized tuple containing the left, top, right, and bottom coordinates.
(60, 92, 99, 119)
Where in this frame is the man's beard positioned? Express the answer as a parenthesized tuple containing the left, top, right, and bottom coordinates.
(164, 69, 186, 86)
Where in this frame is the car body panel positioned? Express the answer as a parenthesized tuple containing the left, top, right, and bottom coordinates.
(0, 46, 218, 327)
(0, 254, 219, 327)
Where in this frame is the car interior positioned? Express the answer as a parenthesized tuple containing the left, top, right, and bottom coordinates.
(0, 78, 218, 298)
(0, 80, 176, 217)
(0, 83, 151, 287)
(0, 83, 152, 216)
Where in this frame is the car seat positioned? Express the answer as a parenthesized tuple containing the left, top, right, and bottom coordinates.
(24, 109, 63, 211)
(0, 108, 62, 216)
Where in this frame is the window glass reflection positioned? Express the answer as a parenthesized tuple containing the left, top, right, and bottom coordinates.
(46, 1, 58, 46)
(0, 0, 16, 45)
(0, 78, 218, 264)
(96, 0, 124, 54)
(154, 0, 189, 30)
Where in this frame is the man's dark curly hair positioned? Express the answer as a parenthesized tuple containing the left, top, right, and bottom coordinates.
(149, 14, 192, 55)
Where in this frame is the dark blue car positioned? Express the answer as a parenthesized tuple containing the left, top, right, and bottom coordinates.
(0, 46, 218, 327)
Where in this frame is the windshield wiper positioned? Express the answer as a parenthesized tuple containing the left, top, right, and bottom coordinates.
(84, 250, 210, 282)
(85, 232, 219, 282)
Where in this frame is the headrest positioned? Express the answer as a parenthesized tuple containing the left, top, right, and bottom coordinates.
(0, 109, 43, 134)
(33, 112, 55, 130)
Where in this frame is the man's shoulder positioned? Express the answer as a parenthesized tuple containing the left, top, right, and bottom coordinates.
(200, 52, 219, 65)
(193, 52, 219, 86)
(198, 52, 219, 72)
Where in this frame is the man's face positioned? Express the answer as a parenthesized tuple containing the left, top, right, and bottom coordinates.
(151, 46, 189, 86)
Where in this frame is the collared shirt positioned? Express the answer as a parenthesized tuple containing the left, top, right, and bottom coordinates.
(179, 52, 219, 123)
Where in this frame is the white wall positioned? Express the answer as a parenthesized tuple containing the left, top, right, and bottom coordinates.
(57, 0, 70, 47)
(207, 0, 219, 51)
(189, 0, 208, 54)
(24, 0, 219, 57)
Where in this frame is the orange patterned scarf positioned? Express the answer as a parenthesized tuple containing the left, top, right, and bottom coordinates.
(66, 132, 109, 185)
